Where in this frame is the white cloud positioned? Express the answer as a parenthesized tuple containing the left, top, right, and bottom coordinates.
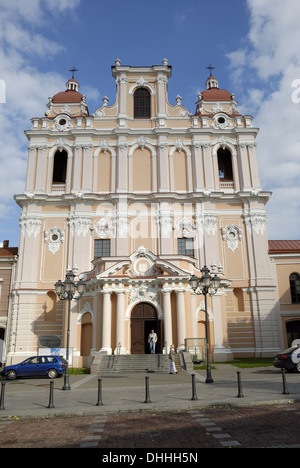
(228, 0, 300, 239)
(0, 1, 82, 244)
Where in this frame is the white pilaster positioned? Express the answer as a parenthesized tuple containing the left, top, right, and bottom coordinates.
(176, 289, 186, 350)
(115, 290, 127, 354)
(101, 291, 112, 354)
(162, 289, 172, 351)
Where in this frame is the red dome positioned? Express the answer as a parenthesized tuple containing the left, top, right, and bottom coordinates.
(52, 89, 83, 104)
(201, 87, 232, 101)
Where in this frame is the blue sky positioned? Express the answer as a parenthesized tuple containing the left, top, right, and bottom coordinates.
(0, 0, 299, 246)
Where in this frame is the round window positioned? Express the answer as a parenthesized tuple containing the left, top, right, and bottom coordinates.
(218, 116, 225, 124)
(59, 118, 67, 126)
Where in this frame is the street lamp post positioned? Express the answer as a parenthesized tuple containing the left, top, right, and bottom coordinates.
(189, 266, 221, 383)
(55, 269, 86, 390)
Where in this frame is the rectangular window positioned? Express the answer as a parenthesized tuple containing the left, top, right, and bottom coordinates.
(177, 238, 194, 257)
(94, 239, 111, 258)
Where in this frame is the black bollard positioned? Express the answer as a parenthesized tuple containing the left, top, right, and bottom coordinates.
(281, 368, 289, 395)
(191, 373, 198, 401)
(47, 380, 55, 408)
(236, 371, 244, 398)
(96, 378, 103, 406)
(144, 376, 151, 403)
(0, 381, 5, 410)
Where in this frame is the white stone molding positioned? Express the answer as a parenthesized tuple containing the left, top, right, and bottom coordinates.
(244, 210, 267, 235)
(114, 211, 129, 237)
(116, 141, 128, 150)
(128, 137, 156, 156)
(93, 218, 114, 238)
(44, 226, 64, 255)
(158, 210, 173, 237)
(69, 214, 92, 237)
(94, 139, 116, 157)
(174, 217, 196, 237)
(157, 140, 168, 149)
(129, 283, 158, 304)
(48, 139, 73, 156)
(170, 138, 191, 157)
(130, 246, 156, 277)
(213, 136, 237, 154)
(238, 142, 257, 149)
(203, 214, 218, 236)
(196, 300, 214, 321)
(74, 142, 93, 151)
(128, 77, 155, 95)
(77, 302, 94, 324)
(50, 115, 73, 132)
(221, 224, 242, 252)
(27, 143, 48, 152)
(212, 113, 233, 130)
(20, 213, 42, 238)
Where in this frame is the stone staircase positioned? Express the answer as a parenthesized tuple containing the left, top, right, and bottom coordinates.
(96, 354, 172, 374)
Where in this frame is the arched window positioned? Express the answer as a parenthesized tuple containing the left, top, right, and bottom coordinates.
(52, 150, 68, 183)
(290, 273, 300, 303)
(217, 148, 233, 181)
(134, 88, 151, 118)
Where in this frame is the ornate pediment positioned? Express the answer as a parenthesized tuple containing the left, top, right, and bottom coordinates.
(96, 246, 189, 279)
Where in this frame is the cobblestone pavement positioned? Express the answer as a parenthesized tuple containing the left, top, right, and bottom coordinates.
(1, 402, 300, 449)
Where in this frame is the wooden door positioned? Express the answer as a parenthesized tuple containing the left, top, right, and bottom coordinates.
(131, 319, 144, 354)
(131, 303, 158, 354)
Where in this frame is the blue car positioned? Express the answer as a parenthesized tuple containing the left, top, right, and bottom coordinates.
(0, 355, 66, 380)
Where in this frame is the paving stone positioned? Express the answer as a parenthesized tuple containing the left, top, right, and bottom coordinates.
(80, 442, 99, 448)
(220, 440, 241, 447)
(212, 433, 232, 439)
(0, 404, 300, 448)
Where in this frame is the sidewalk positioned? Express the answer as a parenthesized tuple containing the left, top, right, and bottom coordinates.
(0, 364, 299, 419)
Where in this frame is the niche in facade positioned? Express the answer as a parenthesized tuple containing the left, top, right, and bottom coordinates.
(217, 148, 233, 181)
(52, 150, 68, 183)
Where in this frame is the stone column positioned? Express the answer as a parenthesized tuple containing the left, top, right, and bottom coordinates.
(115, 290, 127, 354)
(162, 289, 172, 351)
(176, 289, 186, 350)
(92, 295, 97, 350)
(101, 291, 112, 354)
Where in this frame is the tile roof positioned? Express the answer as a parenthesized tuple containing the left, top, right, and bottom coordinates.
(268, 240, 300, 253)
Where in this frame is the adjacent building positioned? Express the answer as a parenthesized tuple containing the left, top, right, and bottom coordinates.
(0, 241, 18, 365)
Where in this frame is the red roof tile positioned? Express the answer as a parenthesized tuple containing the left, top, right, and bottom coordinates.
(202, 88, 232, 101)
(52, 90, 83, 104)
(0, 247, 18, 257)
(268, 240, 300, 253)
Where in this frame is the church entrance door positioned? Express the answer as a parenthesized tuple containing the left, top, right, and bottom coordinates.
(131, 302, 163, 354)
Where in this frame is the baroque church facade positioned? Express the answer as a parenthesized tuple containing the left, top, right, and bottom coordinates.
(7, 59, 284, 367)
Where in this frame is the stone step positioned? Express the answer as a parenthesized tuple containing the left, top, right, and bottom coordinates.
(98, 354, 171, 373)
